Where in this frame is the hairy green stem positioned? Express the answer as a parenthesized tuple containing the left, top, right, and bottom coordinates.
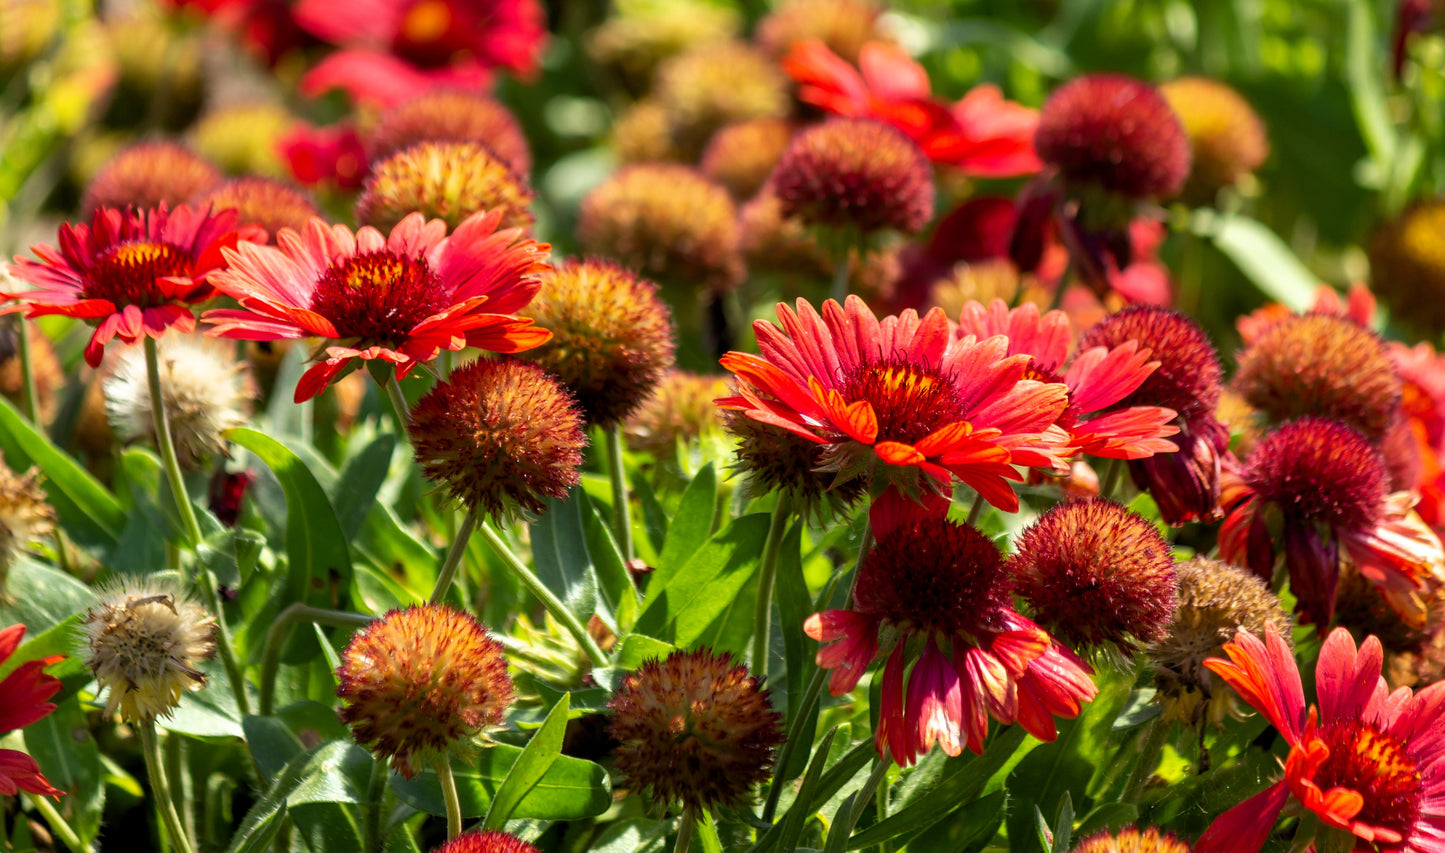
(145, 337, 203, 549)
(674, 806, 698, 853)
(26, 790, 84, 852)
(828, 253, 851, 304)
(430, 504, 479, 603)
(364, 757, 389, 852)
(385, 374, 410, 435)
(435, 757, 463, 840)
(139, 718, 195, 853)
(606, 427, 635, 561)
(1099, 457, 1124, 500)
(965, 492, 986, 527)
(751, 495, 794, 680)
(260, 603, 376, 715)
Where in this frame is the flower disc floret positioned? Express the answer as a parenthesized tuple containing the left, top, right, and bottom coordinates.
(356, 140, 535, 234)
(1071, 826, 1192, 853)
(432, 830, 540, 853)
(1080, 305, 1222, 418)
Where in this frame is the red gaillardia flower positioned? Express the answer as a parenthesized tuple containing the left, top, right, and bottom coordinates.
(337, 604, 513, 779)
(1080, 305, 1229, 525)
(805, 495, 1096, 765)
(1221, 417, 1445, 628)
(431, 830, 539, 853)
(370, 89, 531, 176)
(0, 624, 64, 798)
(82, 141, 223, 213)
(718, 295, 1070, 512)
(1010, 498, 1177, 657)
(1197, 626, 1445, 853)
(278, 121, 368, 190)
(608, 648, 784, 811)
(956, 299, 1180, 461)
(4, 204, 255, 367)
(203, 210, 551, 402)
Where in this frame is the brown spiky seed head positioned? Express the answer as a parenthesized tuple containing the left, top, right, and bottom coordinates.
(723, 409, 868, 521)
(197, 177, 320, 240)
(1158, 77, 1269, 204)
(1071, 826, 1193, 853)
(1369, 198, 1445, 338)
(700, 118, 794, 200)
(1234, 313, 1402, 441)
(82, 141, 222, 213)
(409, 358, 586, 523)
(1080, 305, 1222, 420)
(518, 260, 675, 428)
(1244, 416, 1388, 531)
(624, 370, 731, 458)
(654, 41, 791, 159)
(370, 91, 531, 177)
(755, 0, 889, 64)
(608, 648, 784, 811)
(357, 140, 534, 234)
(336, 604, 513, 779)
(772, 117, 935, 236)
(0, 461, 55, 600)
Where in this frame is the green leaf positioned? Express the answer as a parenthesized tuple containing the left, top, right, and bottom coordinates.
(160, 654, 245, 738)
(657, 462, 717, 572)
(0, 556, 92, 637)
(774, 522, 816, 780)
(483, 693, 569, 829)
(0, 614, 86, 687)
(223, 741, 372, 853)
(1206, 214, 1318, 311)
(589, 818, 668, 853)
(580, 489, 639, 631)
(390, 745, 610, 821)
(0, 396, 125, 549)
(615, 634, 676, 670)
(24, 697, 105, 847)
(333, 433, 396, 544)
(530, 491, 600, 626)
(634, 476, 669, 557)
(775, 726, 839, 853)
(632, 513, 770, 649)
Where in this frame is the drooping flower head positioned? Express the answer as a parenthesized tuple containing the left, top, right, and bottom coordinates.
(81, 577, 217, 722)
(1234, 313, 1402, 442)
(1158, 77, 1269, 205)
(755, 0, 888, 64)
(82, 141, 223, 213)
(197, 177, 322, 238)
(0, 624, 64, 798)
(430, 829, 539, 853)
(370, 89, 531, 175)
(719, 296, 1070, 512)
(608, 648, 784, 811)
(203, 210, 551, 402)
(408, 358, 586, 522)
(1011, 498, 1177, 657)
(806, 496, 1096, 765)
(700, 118, 794, 201)
(1370, 198, 1445, 339)
(356, 140, 535, 235)
(1197, 626, 1445, 853)
(517, 260, 674, 428)
(653, 41, 790, 159)
(1071, 827, 1192, 853)
(4, 204, 254, 367)
(336, 604, 513, 779)
(0, 463, 55, 601)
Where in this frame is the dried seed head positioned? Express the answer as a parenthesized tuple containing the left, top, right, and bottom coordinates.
(624, 370, 731, 458)
(1370, 198, 1445, 338)
(0, 462, 55, 601)
(370, 90, 531, 176)
(82, 141, 222, 213)
(1158, 77, 1269, 204)
(356, 141, 535, 234)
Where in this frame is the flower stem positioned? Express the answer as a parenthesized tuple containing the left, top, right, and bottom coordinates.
(830, 758, 890, 847)
(145, 337, 203, 549)
(1122, 717, 1169, 802)
(385, 374, 410, 435)
(260, 603, 376, 715)
(430, 504, 479, 604)
(26, 790, 84, 852)
(139, 717, 195, 853)
(828, 253, 851, 304)
(478, 520, 609, 668)
(1100, 457, 1124, 500)
(434, 757, 463, 841)
(751, 494, 794, 679)
(606, 427, 634, 562)
(965, 492, 986, 526)
(15, 317, 40, 423)
(363, 756, 389, 853)
(674, 806, 697, 853)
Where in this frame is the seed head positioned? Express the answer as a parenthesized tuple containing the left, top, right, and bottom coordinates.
(0, 313, 62, 422)
(1071, 826, 1193, 853)
(723, 409, 867, 521)
(610, 99, 681, 164)
(517, 260, 674, 428)
(700, 118, 794, 200)
(739, 191, 830, 277)
(1234, 313, 1401, 441)
(1369, 199, 1445, 338)
(197, 177, 320, 239)
(336, 604, 513, 779)
(1158, 77, 1269, 204)
(431, 830, 540, 853)
(1080, 305, 1222, 419)
(408, 359, 586, 523)
(190, 102, 293, 178)
(0, 462, 55, 600)
(356, 141, 535, 234)
(1245, 417, 1388, 533)
(82, 141, 222, 213)
(586, 0, 741, 88)
(370, 90, 531, 176)
(1011, 499, 1178, 656)
(624, 370, 730, 458)
(608, 648, 784, 812)
(81, 578, 217, 722)
(755, 0, 889, 64)
(654, 41, 790, 159)
(1035, 74, 1191, 201)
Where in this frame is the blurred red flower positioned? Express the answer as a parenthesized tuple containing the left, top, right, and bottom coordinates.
(0, 624, 64, 799)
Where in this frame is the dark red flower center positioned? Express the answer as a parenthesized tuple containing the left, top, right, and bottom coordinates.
(1313, 721, 1422, 842)
(86, 241, 194, 307)
(1247, 417, 1386, 530)
(838, 360, 967, 445)
(853, 518, 1012, 637)
(393, 0, 472, 67)
(310, 251, 452, 344)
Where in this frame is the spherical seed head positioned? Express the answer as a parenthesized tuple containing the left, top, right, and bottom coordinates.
(336, 604, 513, 779)
(0, 462, 55, 600)
(357, 141, 535, 234)
(518, 260, 675, 428)
(198, 177, 321, 238)
(755, 0, 888, 64)
(1158, 77, 1269, 204)
(1234, 313, 1402, 441)
(189, 102, 293, 178)
(1011, 499, 1178, 655)
(431, 829, 540, 853)
(1246, 417, 1388, 531)
(103, 336, 252, 470)
(607, 648, 783, 811)
(1080, 305, 1222, 419)
(409, 359, 586, 523)
(1071, 826, 1193, 853)
(700, 118, 795, 200)
(610, 99, 681, 164)
(576, 164, 744, 291)
(1147, 557, 1290, 725)
(0, 312, 61, 422)
(1370, 199, 1445, 338)
(81, 578, 217, 722)
(722, 409, 868, 521)
(371, 91, 532, 176)
(772, 118, 935, 237)
(82, 141, 223, 213)
(854, 517, 1013, 638)
(586, 0, 742, 88)
(654, 40, 791, 160)
(1035, 74, 1192, 201)
(624, 370, 730, 458)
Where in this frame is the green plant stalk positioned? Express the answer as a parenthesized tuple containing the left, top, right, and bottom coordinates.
(829, 251, 851, 304)
(145, 337, 203, 549)
(435, 757, 463, 840)
(478, 520, 609, 667)
(259, 603, 377, 715)
(364, 756, 389, 853)
(430, 504, 479, 603)
(965, 492, 986, 527)
(139, 717, 195, 853)
(26, 790, 84, 852)
(606, 427, 635, 562)
(832, 758, 890, 848)
(751, 495, 794, 680)
(674, 806, 698, 853)
(15, 318, 39, 423)
(1099, 457, 1124, 500)
(385, 373, 411, 435)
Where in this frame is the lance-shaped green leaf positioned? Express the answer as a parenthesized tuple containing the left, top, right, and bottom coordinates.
(0, 396, 124, 549)
(391, 744, 611, 821)
(483, 693, 570, 829)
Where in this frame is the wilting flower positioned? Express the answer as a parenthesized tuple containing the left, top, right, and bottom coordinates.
(81, 578, 217, 722)
(1197, 626, 1445, 853)
(652, 41, 790, 159)
(82, 141, 223, 213)
(517, 260, 674, 428)
(431, 829, 539, 853)
(203, 211, 550, 402)
(700, 118, 794, 200)
(1370, 198, 1445, 339)
(1072, 826, 1192, 853)
(103, 335, 252, 469)
(718, 295, 1070, 511)
(624, 370, 730, 458)
(1011, 498, 1177, 657)
(608, 648, 783, 811)
(369, 89, 531, 175)
(337, 604, 512, 779)
(0, 462, 56, 600)
(408, 358, 586, 522)
(1158, 77, 1269, 205)
(784, 40, 1041, 177)
(755, 0, 888, 64)
(277, 121, 368, 190)
(198, 177, 321, 238)
(955, 299, 1180, 462)
(0, 624, 63, 798)
(4, 204, 254, 367)
(806, 496, 1096, 764)
(356, 140, 535, 233)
